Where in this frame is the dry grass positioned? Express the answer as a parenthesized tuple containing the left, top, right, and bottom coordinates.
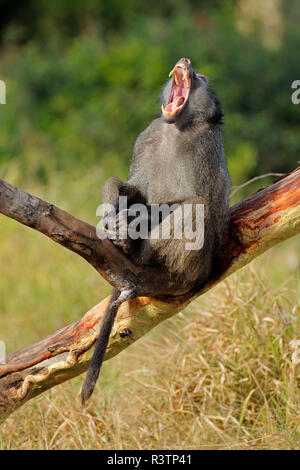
(1, 257, 300, 449)
(0, 172, 299, 449)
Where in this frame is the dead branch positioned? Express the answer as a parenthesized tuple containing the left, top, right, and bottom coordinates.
(0, 167, 299, 423)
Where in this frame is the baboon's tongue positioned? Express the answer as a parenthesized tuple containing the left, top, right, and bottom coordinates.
(165, 96, 185, 113)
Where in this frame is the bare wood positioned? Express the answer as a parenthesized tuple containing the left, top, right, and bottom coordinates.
(0, 168, 299, 423)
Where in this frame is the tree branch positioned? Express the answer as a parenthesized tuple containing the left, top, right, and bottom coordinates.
(0, 168, 299, 423)
(0, 178, 177, 296)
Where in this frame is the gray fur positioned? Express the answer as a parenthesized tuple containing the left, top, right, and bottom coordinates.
(105, 61, 230, 284)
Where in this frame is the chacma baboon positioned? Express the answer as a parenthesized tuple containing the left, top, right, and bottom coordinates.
(81, 57, 230, 404)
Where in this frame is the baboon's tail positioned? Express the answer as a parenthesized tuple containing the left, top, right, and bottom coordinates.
(81, 288, 135, 404)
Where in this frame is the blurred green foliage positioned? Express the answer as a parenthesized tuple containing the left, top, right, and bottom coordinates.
(0, 1, 299, 198)
(0, 5, 299, 446)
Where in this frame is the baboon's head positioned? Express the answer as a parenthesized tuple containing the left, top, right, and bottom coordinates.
(161, 57, 223, 125)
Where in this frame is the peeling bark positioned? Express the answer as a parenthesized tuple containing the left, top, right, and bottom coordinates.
(0, 167, 299, 423)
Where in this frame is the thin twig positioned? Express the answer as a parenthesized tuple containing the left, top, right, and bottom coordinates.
(230, 173, 284, 198)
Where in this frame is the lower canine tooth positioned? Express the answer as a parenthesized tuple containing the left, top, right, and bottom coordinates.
(170, 105, 183, 116)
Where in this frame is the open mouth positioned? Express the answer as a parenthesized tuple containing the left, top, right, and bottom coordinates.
(162, 63, 191, 117)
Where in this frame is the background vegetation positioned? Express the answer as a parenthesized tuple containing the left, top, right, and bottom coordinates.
(0, 0, 299, 449)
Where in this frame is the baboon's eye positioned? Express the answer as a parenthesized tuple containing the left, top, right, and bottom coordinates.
(197, 74, 208, 84)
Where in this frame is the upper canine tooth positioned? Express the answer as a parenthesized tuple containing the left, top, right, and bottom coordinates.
(184, 73, 190, 88)
(161, 105, 165, 113)
(174, 71, 180, 85)
(169, 68, 175, 77)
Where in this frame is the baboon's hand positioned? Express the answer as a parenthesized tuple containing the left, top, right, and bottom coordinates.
(103, 209, 133, 254)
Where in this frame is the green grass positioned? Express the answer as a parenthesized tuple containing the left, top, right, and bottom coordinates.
(0, 172, 299, 449)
